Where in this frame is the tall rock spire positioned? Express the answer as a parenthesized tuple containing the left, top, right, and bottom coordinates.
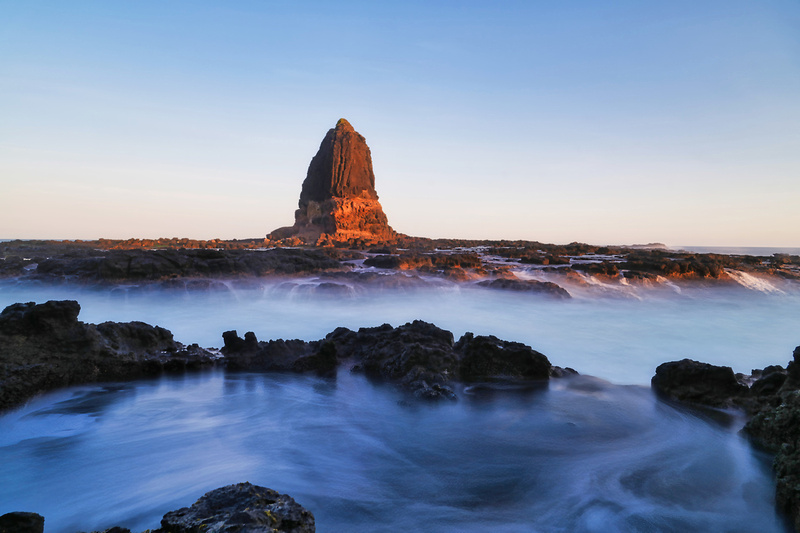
(270, 119, 396, 246)
(299, 118, 379, 206)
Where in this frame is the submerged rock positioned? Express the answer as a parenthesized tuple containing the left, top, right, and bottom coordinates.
(158, 482, 314, 533)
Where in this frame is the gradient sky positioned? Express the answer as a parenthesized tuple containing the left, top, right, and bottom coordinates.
(1, 1, 798, 246)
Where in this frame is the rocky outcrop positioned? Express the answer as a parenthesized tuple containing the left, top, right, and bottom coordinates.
(0, 512, 44, 533)
(651, 347, 800, 531)
(475, 278, 571, 299)
(651, 359, 748, 408)
(745, 392, 800, 532)
(6, 483, 314, 533)
(10, 248, 345, 283)
(270, 119, 396, 246)
(0, 301, 217, 411)
(223, 320, 563, 400)
(158, 482, 314, 533)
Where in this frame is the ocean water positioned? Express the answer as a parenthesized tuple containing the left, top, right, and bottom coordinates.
(0, 274, 798, 384)
(673, 246, 800, 256)
(0, 371, 790, 533)
(0, 275, 799, 532)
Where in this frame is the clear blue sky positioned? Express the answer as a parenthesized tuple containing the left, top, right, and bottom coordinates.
(1, 0, 798, 246)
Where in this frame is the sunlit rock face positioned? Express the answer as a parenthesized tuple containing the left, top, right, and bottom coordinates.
(271, 118, 396, 245)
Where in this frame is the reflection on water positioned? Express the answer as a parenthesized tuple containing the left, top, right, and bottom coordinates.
(0, 371, 789, 532)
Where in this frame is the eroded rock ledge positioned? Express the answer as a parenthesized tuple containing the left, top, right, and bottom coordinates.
(222, 320, 574, 400)
(0, 300, 217, 411)
(652, 348, 800, 532)
(0, 301, 571, 412)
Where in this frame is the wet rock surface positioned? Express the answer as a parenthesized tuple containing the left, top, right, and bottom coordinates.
(7, 483, 314, 533)
(223, 319, 560, 400)
(0, 511, 44, 533)
(652, 346, 800, 531)
(3, 239, 798, 286)
(475, 278, 571, 298)
(0, 301, 217, 411)
(9, 248, 345, 283)
(157, 482, 314, 533)
(651, 359, 748, 408)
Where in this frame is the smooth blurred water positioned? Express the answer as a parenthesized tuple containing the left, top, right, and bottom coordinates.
(1, 276, 799, 532)
(1, 276, 798, 384)
(0, 371, 790, 532)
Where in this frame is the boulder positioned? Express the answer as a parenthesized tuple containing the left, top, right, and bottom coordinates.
(158, 482, 314, 533)
(651, 359, 748, 407)
(0, 512, 44, 533)
(456, 333, 551, 381)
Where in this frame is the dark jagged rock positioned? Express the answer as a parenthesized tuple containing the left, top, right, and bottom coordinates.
(475, 278, 571, 299)
(745, 392, 800, 532)
(651, 359, 748, 407)
(7, 248, 345, 283)
(157, 482, 314, 533)
(330, 320, 459, 399)
(651, 347, 800, 531)
(270, 119, 396, 245)
(220, 320, 556, 400)
(0, 512, 44, 533)
(0, 301, 217, 411)
(456, 333, 551, 381)
(222, 331, 322, 374)
(11, 483, 314, 533)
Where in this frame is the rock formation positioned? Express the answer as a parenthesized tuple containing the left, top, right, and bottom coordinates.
(651, 347, 800, 531)
(270, 119, 396, 246)
(159, 482, 315, 533)
(0, 300, 217, 411)
(5, 483, 315, 533)
(222, 319, 569, 400)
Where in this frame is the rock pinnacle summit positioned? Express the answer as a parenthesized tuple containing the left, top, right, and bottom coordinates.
(270, 119, 396, 246)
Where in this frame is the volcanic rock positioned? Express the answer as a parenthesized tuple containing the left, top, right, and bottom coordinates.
(271, 119, 396, 245)
(0, 512, 44, 533)
(0, 300, 217, 411)
(220, 320, 559, 400)
(158, 482, 315, 533)
(651, 359, 748, 407)
(475, 278, 571, 299)
(650, 347, 800, 531)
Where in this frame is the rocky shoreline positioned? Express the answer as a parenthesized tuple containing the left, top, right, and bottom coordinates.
(1, 240, 798, 296)
(2, 300, 800, 531)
